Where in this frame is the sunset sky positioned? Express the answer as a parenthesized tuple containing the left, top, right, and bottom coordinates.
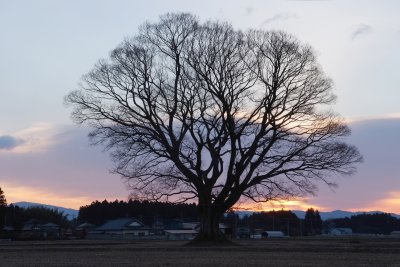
(1, 0, 399, 212)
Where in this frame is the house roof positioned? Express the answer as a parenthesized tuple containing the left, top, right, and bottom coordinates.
(41, 223, 59, 228)
(165, 230, 198, 234)
(182, 222, 198, 230)
(77, 222, 96, 229)
(96, 218, 150, 231)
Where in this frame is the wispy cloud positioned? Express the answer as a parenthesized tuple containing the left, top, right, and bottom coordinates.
(11, 123, 58, 153)
(0, 135, 24, 150)
(261, 13, 298, 27)
(288, 0, 331, 1)
(245, 6, 254, 16)
(351, 24, 373, 40)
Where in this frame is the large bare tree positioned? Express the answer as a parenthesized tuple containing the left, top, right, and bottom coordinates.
(66, 13, 362, 243)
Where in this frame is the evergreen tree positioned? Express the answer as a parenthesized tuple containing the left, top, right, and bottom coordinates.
(0, 187, 7, 229)
(304, 208, 316, 236)
(314, 210, 323, 235)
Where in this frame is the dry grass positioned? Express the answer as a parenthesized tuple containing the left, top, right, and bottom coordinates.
(1, 237, 400, 266)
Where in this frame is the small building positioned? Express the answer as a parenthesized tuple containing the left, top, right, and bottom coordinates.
(250, 234, 262, 239)
(261, 231, 285, 238)
(165, 229, 197, 240)
(329, 228, 353, 236)
(236, 227, 251, 239)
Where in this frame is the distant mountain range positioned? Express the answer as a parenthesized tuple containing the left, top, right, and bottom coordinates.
(236, 210, 400, 220)
(12, 201, 79, 220)
(10, 201, 400, 221)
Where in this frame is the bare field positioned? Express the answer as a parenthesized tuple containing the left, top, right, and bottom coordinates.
(1, 237, 400, 266)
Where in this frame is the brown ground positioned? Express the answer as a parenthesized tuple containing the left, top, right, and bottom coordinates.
(1, 237, 400, 266)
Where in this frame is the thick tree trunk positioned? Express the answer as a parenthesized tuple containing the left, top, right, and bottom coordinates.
(188, 204, 231, 245)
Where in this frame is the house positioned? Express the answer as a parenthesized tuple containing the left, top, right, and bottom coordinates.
(19, 219, 43, 239)
(22, 219, 41, 231)
(163, 222, 231, 240)
(390, 231, 400, 237)
(87, 218, 151, 239)
(18, 219, 60, 240)
(329, 228, 353, 236)
(74, 222, 96, 238)
(164, 219, 184, 230)
(181, 222, 198, 230)
(76, 222, 96, 232)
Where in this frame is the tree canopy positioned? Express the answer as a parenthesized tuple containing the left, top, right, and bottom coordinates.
(66, 13, 362, 243)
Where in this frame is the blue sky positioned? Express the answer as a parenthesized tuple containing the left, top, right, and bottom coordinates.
(0, 0, 399, 211)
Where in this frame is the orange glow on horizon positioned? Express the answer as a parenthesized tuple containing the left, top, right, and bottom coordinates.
(2, 182, 400, 214)
(232, 198, 325, 212)
(354, 192, 400, 214)
(1, 183, 93, 210)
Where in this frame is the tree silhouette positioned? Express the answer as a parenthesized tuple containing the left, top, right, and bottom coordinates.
(0, 187, 7, 229)
(304, 208, 322, 235)
(66, 13, 362, 243)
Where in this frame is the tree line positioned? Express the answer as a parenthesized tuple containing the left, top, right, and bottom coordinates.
(222, 208, 322, 236)
(2, 186, 399, 236)
(78, 199, 198, 226)
(325, 213, 400, 235)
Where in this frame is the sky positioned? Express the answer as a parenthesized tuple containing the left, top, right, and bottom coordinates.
(0, 0, 399, 212)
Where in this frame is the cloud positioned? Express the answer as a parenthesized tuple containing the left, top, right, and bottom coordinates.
(0, 135, 24, 150)
(245, 6, 254, 16)
(261, 13, 298, 27)
(351, 24, 372, 40)
(8, 123, 58, 153)
(0, 125, 128, 209)
(288, 0, 331, 1)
